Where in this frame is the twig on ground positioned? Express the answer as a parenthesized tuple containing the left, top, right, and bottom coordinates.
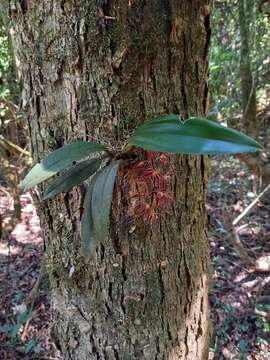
(233, 183, 270, 226)
(231, 227, 254, 266)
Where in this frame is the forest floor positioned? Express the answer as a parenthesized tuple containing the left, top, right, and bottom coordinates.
(0, 157, 270, 360)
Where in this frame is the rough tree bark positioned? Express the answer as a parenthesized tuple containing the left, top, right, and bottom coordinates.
(11, 1, 212, 359)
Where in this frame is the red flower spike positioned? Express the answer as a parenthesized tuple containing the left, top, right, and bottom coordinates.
(124, 149, 173, 226)
(139, 164, 156, 177)
(141, 169, 163, 187)
(134, 201, 150, 217)
(146, 151, 156, 160)
(156, 191, 173, 209)
(159, 153, 170, 165)
(142, 205, 153, 221)
(158, 175, 171, 191)
(147, 211, 160, 225)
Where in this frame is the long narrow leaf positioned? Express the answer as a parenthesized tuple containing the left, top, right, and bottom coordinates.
(80, 161, 120, 258)
(91, 161, 120, 243)
(21, 141, 106, 191)
(80, 178, 97, 259)
(128, 115, 263, 154)
(43, 159, 102, 200)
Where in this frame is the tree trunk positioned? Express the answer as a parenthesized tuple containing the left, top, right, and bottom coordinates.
(238, 0, 257, 137)
(11, 1, 212, 359)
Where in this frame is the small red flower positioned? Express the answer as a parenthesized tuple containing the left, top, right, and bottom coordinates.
(134, 201, 150, 217)
(124, 149, 173, 226)
(146, 211, 160, 225)
(139, 164, 156, 177)
(155, 191, 173, 209)
(146, 151, 156, 160)
(157, 175, 171, 191)
(158, 153, 171, 165)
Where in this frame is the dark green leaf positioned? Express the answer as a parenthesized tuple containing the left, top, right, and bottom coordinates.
(80, 178, 97, 259)
(129, 115, 263, 154)
(43, 159, 102, 200)
(21, 141, 106, 191)
(91, 161, 120, 243)
(80, 161, 119, 258)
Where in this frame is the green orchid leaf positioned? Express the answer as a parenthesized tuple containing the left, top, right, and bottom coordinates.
(21, 141, 106, 191)
(43, 158, 102, 200)
(91, 161, 120, 243)
(80, 160, 120, 259)
(128, 115, 263, 154)
(80, 177, 97, 259)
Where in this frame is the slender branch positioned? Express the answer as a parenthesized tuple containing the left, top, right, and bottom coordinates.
(0, 135, 30, 157)
(233, 183, 270, 225)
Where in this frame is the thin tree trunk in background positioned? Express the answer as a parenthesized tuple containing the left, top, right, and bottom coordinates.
(11, 1, 212, 359)
(238, 0, 257, 137)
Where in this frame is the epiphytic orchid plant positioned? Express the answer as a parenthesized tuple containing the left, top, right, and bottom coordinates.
(21, 115, 263, 258)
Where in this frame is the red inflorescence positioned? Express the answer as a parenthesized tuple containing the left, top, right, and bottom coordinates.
(125, 150, 173, 225)
(155, 191, 173, 210)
